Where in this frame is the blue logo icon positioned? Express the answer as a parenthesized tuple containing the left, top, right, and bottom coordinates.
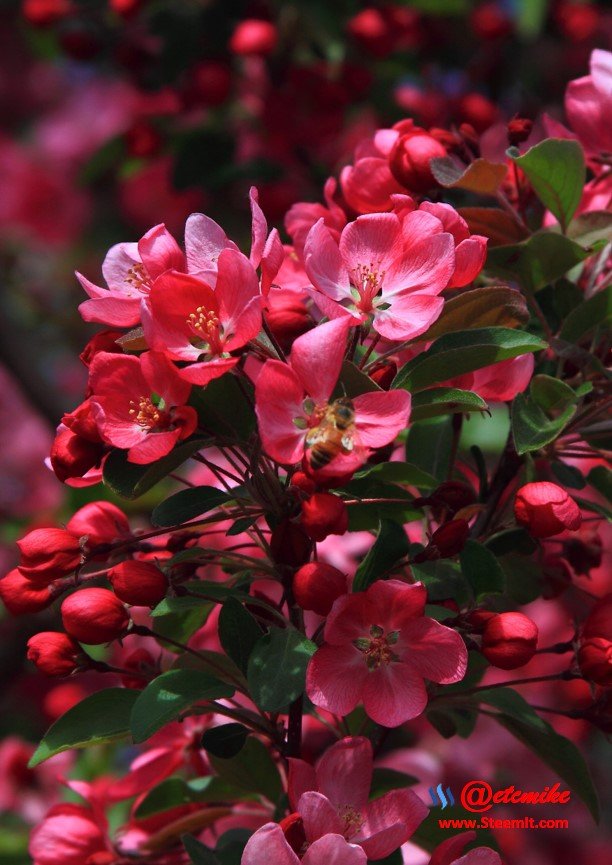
(429, 784, 455, 809)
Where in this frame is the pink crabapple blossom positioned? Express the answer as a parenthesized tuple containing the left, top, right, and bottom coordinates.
(306, 580, 468, 726)
(254, 317, 411, 475)
(89, 350, 197, 464)
(287, 736, 428, 859)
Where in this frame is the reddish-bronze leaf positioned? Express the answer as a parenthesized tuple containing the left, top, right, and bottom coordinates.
(431, 156, 508, 195)
(460, 207, 530, 246)
(419, 286, 529, 342)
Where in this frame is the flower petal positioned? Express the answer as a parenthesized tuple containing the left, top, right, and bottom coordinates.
(290, 317, 351, 404)
(242, 824, 299, 865)
(316, 737, 372, 809)
(302, 834, 367, 865)
(362, 662, 428, 726)
(374, 293, 444, 342)
(305, 219, 352, 303)
(306, 644, 367, 717)
(255, 360, 307, 464)
(352, 390, 411, 448)
(298, 792, 344, 842)
(356, 788, 428, 859)
(400, 617, 468, 684)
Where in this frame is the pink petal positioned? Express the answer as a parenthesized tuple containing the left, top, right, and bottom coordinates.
(591, 48, 612, 96)
(184, 212, 236, 279)
(447, 237, 488, 289)
(76, 272, 109, 300)
(389, 228, 455, 296)
(255, 360, 307, 464)
(288, 758, 318, 810)
(242, 824, 299, 865)
(140, 351, 191, 406)
(145, 271, 218, 361)
(261, 228, 285, 295)
(215, 249, 262, 348)
(302, 835, 367, 865)
(362, 662, 428, 726)
(374, 293, 444, 341)
(138, 223, 184, 279)
(102, 241, 140, 289)
(356, 788, 428, 859)
(340, 158, 403, 214)
(429, 831, 475, 865)
(78, 296, 142, 327)
(338, 213, 403, 278)
(106, 747, 182, 801)
(324, 593, 379, 645)
(455, 850, 503, 865)
(366, 580, 427, 632)
(316, 737, 372, 809)
(298, 792, 344, 842)
(305, 219, 352, 303)
(352, 390, 411, 448)
(249, 186, 268, 266)
(127, 429, 181, 464)
(177, 357, 238, 385)
(306, 644, 368, 717)
(289, 317, 351, 404)
(419, 202, 469, 243)
(399, 618, 468, 684)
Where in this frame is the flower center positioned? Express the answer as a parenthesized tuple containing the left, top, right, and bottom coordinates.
(186, 306, 222, 354)
(354, 625, 400, 669)
(338, 804, 365, 838)
(129, 396, 164, 430)
(350, 262, 385, 311)
(124, 263, 151, 293)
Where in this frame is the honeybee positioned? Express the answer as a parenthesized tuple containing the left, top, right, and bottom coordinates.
(306, 397, 356, 470)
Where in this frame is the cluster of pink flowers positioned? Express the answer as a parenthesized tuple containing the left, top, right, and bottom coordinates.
(1, 44, 611, 865)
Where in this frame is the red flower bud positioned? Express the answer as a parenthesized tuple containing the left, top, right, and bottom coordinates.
(369, 360, 397, 390)
(290, 472, 317, 496)
(507, 116, 533, 147)
(466, 609, 497, 633)
(61, 588, 130, 644)
(66, 501, 130, 548)
(470, 1, 513, 40)
(456, 92, 498, 133)
(293, 562, 347, 616)
(301, 493, 348, 542)
(27, 632, 85, 676)
(413, 519, 470, 563)
(79, 331, 122, 366)
(514, 482, 582, 538)
(43, 682, 86, 719)
(184, 61, 232, 108)
(110, 0, 142, 18)
(279, 812, 307, 856)
(578, 638, 612, 687)
(50, 428, 104, 483)
(481, 612, 538, 669)
(266, 295, 313, 350)
(270, 520, 312, 568)
(125, 121, 162, 158)
(582, 594, 612, 641)
(229, 19, 277, 56)
(108, 561, 167, 607)
(347, 8, 393, 57)
(17, 528, 82, 585)
(389, 132, 447, 193)
(0, 569, 52, 615)
(22, 0, 71, 27)
(120, 648, 157, 689)
(62, 399, 102, 443)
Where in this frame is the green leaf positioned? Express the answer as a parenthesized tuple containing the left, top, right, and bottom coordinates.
(512, 391, 576, 455)
(486, 232, 589, 292)
(247, 628, 316, 712)
(201, 723, 249, 759)
(136, 776, 251, 818)
(103, 438, 211, 499)
(189, 374, 255, 443)
(406, 417, 454, 481)
(370, 768, 418, 800)
(427, 705, 478, 739)
(460, 540, 505, 600)
(430, 156, 507, 194)
(151, 596, 214, 646)
(512, 139, 585, 232)
(411, 388, 488, 420)
(393, 328, 546, 392)
(559, 287, 612, 343)
(152, 486, 232, 527)
(410, 559, 472, 606)
(588, 466, 612, 502)
(421, 286, 529, 342)
(181, 835, 220, 865)
(567, 211, 612, 248)
(551, 460, 585, 490)
(498, 553, 542, 604)
(130, 670, 235, 743)
(218, 598, 263, 676)
(210, 736, 282, 803)
(29, 689, 138, 767)
(483, 692, 600, 821)
(172, 649, 248, 690)
(353, 520, 410, 592)
(530, 374, 577, 412)
(357, 461, 438, 490)
(338, 360, 382, 396)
